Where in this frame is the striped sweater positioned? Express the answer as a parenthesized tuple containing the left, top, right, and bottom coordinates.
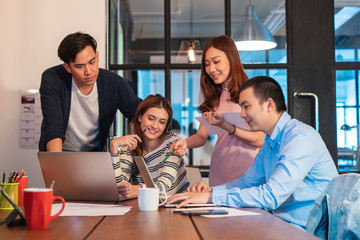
(112, 131, 189, 196)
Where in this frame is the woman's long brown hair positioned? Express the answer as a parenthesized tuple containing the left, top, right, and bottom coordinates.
(198, 35, 248, 113)
(128, 94, 173, 156)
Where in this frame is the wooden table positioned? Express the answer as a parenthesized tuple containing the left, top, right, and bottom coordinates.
(0, 199, 319, 239)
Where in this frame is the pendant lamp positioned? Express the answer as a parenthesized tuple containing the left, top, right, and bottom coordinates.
(233, 3, 277, 51)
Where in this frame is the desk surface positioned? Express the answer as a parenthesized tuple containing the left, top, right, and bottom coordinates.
(0, 199, 319, 240)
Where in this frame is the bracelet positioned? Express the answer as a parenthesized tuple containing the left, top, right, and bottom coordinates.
(229, 125, 236, 135)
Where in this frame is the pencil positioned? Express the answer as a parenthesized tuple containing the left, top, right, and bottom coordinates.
(12, 171, 19, 183)
(8, 171, 13, 183)
(14, 170, 23, 182)
(162, 149, 175, 163)
(15, 171, 24, 183)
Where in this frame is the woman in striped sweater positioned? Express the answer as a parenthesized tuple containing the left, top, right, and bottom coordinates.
(110, 94, 189, 197)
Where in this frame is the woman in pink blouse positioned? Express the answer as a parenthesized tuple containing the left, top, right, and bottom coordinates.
(170, 35, 264, 187)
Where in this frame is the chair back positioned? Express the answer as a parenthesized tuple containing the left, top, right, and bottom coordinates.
(186, 167, 202, 187)
(306, 173, 360, 240)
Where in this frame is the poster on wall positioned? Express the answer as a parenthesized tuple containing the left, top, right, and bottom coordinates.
(19, 90, 42, 149)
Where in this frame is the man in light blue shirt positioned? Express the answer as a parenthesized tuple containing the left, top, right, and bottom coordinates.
(167, 76, 338, 229)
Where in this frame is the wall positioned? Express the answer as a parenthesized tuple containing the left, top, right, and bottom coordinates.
(0, 0, 106, 187)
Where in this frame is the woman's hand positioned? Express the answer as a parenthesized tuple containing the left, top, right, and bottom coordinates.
(118, 182, 140, 198)
(203, 112, 225, 127)
(170, 139, 187, 156)
(188, 181, 212, 192)
(110, 134, 142, 153)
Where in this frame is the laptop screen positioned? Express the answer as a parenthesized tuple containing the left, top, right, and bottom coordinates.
(133, 156, 156, 188)
(38, 152, 120, 201)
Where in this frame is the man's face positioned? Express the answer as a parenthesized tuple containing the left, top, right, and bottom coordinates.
(239, 87, 270, 134)
(63, 45, 99, 93)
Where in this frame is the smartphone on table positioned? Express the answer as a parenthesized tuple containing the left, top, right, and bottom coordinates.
(181, 209, 228, 216)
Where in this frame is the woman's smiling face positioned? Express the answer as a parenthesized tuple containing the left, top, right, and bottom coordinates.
(138, 107, 169, 141)
(204, 47, 231, 88)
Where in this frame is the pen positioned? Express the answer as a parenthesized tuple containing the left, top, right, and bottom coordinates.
(2, 170, 5, 183)
(15, 170, 23, 182)
(50, 180, 55, 189)
(162, 149, 175, 163)
(140, 128, 147, 139)
(171, 209, 184, 213)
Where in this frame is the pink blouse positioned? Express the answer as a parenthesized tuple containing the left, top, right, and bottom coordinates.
(209, 87, 260, 186)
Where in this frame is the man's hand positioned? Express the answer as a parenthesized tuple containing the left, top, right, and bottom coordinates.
(188, 181, 212, 192)
(169, 139, 187, 156)
(166, 191, 212, 208)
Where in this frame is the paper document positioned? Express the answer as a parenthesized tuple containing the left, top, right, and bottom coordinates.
(171, 206, 261, 218)
(51, 203, 132, 216)
(195, 112, 249, 135)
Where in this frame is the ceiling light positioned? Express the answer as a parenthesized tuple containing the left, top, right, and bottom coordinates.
(233, 3, 277, 51)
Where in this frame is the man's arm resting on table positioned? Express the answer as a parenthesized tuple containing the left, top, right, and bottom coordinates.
(167, 190, 213, 208)
(46, 138, 63, 152)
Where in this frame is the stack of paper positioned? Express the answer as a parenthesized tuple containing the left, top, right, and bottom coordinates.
(195, 112, 249, 135)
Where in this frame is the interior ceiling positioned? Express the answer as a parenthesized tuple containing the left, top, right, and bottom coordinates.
(126, 0, 360, 40)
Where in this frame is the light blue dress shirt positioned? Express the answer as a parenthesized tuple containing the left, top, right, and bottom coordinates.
(211, 112, 338, 228)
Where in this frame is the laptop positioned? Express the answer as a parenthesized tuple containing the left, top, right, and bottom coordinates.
(133, 156, 216, 208)
(133, 156, 156, 188)
(38, 152, 131, 202)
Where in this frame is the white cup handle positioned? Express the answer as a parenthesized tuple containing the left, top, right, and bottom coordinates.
(158, 191, 168, 206)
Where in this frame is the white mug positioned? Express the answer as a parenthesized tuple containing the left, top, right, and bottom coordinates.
(138, 188, 167, 211)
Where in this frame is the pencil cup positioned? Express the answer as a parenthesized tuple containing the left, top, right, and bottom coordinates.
(138, 188, 167, 211)
(0, 183, 19, 209)
(18, 176, 28, 204)
(24, 188, 65, 229)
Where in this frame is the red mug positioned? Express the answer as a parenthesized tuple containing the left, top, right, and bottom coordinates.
(24, 188, 65, 229)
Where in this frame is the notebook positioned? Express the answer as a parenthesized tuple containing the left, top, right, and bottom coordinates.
(38, 152, 131, 202)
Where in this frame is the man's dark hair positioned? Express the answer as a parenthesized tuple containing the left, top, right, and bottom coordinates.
(58, 32, 97, 64)
(239, 76, 287, 112)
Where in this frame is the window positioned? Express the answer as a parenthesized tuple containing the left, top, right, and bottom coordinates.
(108, 0, 288, 167)
(335, 1, 360, 172)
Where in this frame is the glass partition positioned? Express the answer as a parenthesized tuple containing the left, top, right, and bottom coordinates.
(109, 0, 289, 169)
(335, 3, 360, 62)
(334, 1, 360, 172)
(336, 70, 360, 172)
(171, 0, 224, 64)
(109, 0, 165, 64)
(245, 69, 288, 104)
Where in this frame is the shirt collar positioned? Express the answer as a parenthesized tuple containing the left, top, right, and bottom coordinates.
(265, 111, 291, 146)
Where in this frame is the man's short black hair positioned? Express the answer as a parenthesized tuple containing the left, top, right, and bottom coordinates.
(239, 76, 287, 113)
(58, 32, 97, 64)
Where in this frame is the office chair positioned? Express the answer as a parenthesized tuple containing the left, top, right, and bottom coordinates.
(306, 173, 360, 240)
(186, 167, 202, 187)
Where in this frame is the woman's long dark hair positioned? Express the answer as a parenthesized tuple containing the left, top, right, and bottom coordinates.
(128, 94, 173, 156)
(198, 35, 248, 112)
